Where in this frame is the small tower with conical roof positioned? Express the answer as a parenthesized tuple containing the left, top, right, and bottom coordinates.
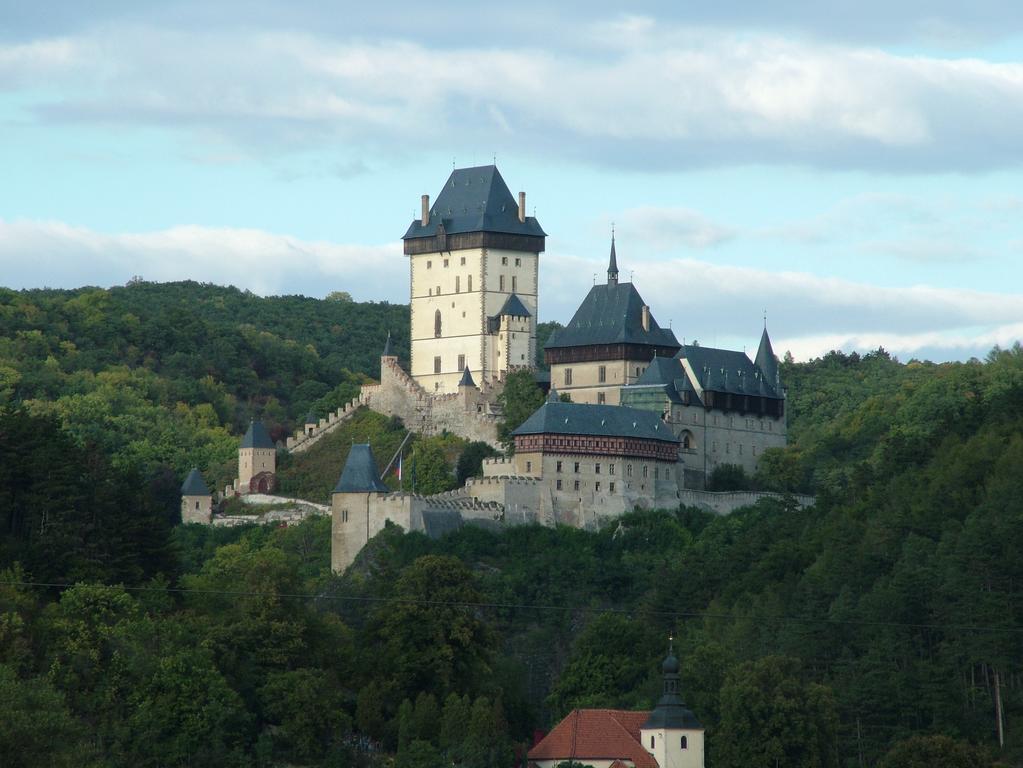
(238, 419, 277, 494)
(640, 639, 705, 768)
(331, 443, 395, 572)
(754, 322, 780, 392)
(180, 468, 213, 524)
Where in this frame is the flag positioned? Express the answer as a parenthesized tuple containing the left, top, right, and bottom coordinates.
(395, 451, 403, 482)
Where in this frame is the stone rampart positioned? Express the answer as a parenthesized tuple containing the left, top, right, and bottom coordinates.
(678, 489, 815, 516)
(287, 399, 361, 454)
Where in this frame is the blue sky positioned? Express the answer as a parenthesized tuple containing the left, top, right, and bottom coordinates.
(2, 1, 1023, 361)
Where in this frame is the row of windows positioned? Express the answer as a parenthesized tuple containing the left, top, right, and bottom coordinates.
(434, 354, 467, 374)
(711, 442, 758, 456)
(556, 479, 617, 493)
(425, 273, 526, 297)
(562, 364, 647, 387)
(555, 460, 666, 479)
(425, 256, 524, 269)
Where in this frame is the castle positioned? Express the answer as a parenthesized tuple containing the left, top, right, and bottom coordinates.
(180, 164, 807, 570)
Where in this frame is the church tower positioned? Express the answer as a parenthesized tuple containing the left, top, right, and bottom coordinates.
(641, 641, 705, 768)
(403, 165, 545, 392)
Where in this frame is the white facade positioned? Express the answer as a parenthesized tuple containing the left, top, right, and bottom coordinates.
(640, 726, 705, 768)
(409, 246, 538, 393)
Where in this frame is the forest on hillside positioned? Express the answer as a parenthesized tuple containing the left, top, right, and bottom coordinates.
(1, 282, 1023, 767)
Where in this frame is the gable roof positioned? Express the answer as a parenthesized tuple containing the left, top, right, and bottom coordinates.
(512, 400, 678, 445)
(543, 281, 679, 351)
(241, 420, 275, 449)
(679, 344, 781, 399)
(333, 444, 390, 493)
(180, 468, 210, 496)
(403, 165, 546, 240)
(528, 709, 657, 768)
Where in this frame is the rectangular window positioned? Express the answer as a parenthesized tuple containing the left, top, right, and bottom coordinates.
(457, 354, 465, 371)
(556, 461, 562, 473)
(595, 463, 601, 475)
(436, 285, 441, 295)
(627, 464, 633, 477)
(642, 465, 649, 478)
(499, 275, 505, 291)
(512, 275, 517, 292)
(595, 481, 601, 492)
(427, 260, 432, 269)
(515, 257, 521, 266)
(434, 356, 441, 374)
(455, 276, 460, 293)
(573, 480, 580, 491)
(609, 463, 615, 476)
(654, 466, 659, 479)
(460, 256, 466, 265)
(598, 365, 606, 383)
(443, 258, 449, 267)
(597, 392, 606, 404)
(467, 275, 472, 292)
(342, 509, 348, 523)
(556, 479, 563, 490)
(564, 368, 573, 385)
(574, 462, 580, 473)
(526, 461, 532, 472)
(501, 256, 508, 265)
(609, 482, 615, 493)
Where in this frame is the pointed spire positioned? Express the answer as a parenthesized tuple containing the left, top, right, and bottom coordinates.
(458, 366, 476, 388)
(607, 230, 619, 286)
(382, 331, 393, 357)
(755, 324, 779, 391)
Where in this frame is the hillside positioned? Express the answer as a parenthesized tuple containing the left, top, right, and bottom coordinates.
(1, 279, 1022, 766)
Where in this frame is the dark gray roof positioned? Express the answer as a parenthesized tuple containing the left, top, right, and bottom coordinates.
(403, 165, 546, 240)
(533, 370, 551, 385)
(627, 356, 701, 406)
(512, 400, 678, 444)
(679, 344, 782, 399)
(755, 326, 780, 386)
(496, 293, 531, 318)
(241, 420, 275, 449)
(334, 444, 390, 493)
(458, 367, 476, 387)
(305, 411, 318, 425)
(543, 281, 679, 350)
(382, 331, 393, 357)
(180, 467, 210, 496)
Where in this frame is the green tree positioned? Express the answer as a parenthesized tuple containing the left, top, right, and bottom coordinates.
(440, 692, 472, 760)
(0, 664, 95, 768)
(714, 656, 839, 768)
(497, 369, 545, 447)
(455, 441, 499, 485)
(878, 735, 993, 768)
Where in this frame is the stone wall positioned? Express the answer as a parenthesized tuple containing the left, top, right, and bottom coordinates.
(287, 399, 361, 453)
(678, 489, 815, 516)
(359, 355, 503, 447)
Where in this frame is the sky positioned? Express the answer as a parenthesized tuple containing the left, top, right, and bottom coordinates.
(2, 2, 1023, 362)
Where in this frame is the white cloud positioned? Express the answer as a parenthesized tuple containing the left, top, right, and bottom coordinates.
(6, 23, 1023, 171)
(618, 206, 735, 250)
(0, 219, 401, 299)
(3, 218, 1021, 362)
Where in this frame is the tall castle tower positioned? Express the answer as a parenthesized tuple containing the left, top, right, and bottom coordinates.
(403, 165, 545, 392)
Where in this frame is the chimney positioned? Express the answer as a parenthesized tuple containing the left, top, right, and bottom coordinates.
(518, 191, 526, 223)
(641, 305, 650, 332)
(421, 195, 430, 226)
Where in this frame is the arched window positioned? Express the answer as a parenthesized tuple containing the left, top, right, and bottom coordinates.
(434, 310, 442, 338)
(681, 735, 688, 749)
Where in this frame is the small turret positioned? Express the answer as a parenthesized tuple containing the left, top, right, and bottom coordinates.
(180, 468, 212, 524)
(458, 366, 476, 388)
(238, 419, 277, 494)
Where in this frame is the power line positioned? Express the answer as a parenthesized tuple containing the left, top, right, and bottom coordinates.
(1, 579, 1020, 635)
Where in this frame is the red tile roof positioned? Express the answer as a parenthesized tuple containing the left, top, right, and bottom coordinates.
(528, 709, 657, 768)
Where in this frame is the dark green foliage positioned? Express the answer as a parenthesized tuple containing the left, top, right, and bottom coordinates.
(536, 321, 563, 369)
(878, 734, 995, 768)
(455, 440, 499, 485)
(497, 368, 546, 447)
(707, 462, 753, 491)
